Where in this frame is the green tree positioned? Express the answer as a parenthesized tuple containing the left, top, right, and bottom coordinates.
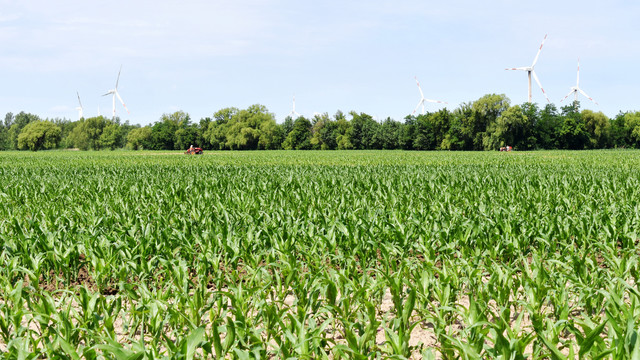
(150, 111, 191, 150)
(220, 105, 275, 150)
(7, 112, 40, 149)
(118, 121, 138, 149)
(349, 112, 380, 149)
(441, 114, 465, 150)
(56, 119, 79, 149)
(310, 113, 332, 150)
(400, 116, 417, 150)
(582, 110, 610, 148)
(462, 94, 511, 150)
(99, 123, 122, 150)
(66, 116, 111, 150)
(66, 122, 90, 150)
(175, 125, 199, 150)
(0, 112, 14, 149)
(258, 118, 283, 150)
(3, 112, 13, 128)
(281, 116, 295, 141)
(17, 121, 61, 151)
(282, 116, 312, 150)
(309, 113, 343, 150)
(535, 104, 561, 149)
(203, 107, 238, 150)
(413, 113, 437, 150)
(126, 126, 152, 150)
(558, 103, 588, 149)
(0, 125, 9, 150)
(609, 111, 640, 148)
(484, 105, 531, 150)
(378, 118, 402, 150)
(197, 117, 213, 149)
(334, 112, 353, 150)
(205, 122, 229, 150)
(623, 111, 640, 147)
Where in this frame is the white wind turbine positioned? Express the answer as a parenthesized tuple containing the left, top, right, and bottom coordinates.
(103, 65, 130, 120)
(287, 95, 301, 119)
(75, 91, 84, 120)
(560, 57, 598, 106)
(505, 34, 551, 103)
(412, 77, 447, 115)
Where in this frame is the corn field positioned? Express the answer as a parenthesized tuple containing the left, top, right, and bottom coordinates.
(1, 150, 640, 359)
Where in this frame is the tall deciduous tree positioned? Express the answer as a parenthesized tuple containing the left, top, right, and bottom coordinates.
(7, 112, 40, 149)
(378, 118, 402, 150)
(535, 104, 561, 149)
(283, 116, 312, 150)
(484, 105, 531, 150)
(17, 121, 61, 151)
(223, 105, 276, 150)
(558, 103, 588, 149)
(582, 109, 610, 149)
(349, 112, 380, 150)
(151, 111, 191, 150)
(127, 126, 152, 150)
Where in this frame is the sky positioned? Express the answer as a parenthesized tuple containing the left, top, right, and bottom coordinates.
(1, 0, 639, 126)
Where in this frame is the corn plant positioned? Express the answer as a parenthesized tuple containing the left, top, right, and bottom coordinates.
(1, 150, 640, 358)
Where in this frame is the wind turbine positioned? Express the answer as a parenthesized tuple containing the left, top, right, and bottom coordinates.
(287, 95, 301, 119)
(75, 91, 84, 120)
(412, 77, 447, 115)
(505, 34, 551, 103)
(103, 65, 130, 120)
(560, 57, 598, 106)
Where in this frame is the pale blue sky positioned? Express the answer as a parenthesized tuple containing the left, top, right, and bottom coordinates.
(1, 0, 638, 125)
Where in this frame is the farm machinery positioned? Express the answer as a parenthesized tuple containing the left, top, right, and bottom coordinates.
(185, 146, 203, 155)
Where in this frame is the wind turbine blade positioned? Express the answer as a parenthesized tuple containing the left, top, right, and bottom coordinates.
(414, 77, 425, 99)
(412, 100, 424, 115)
(560, 89, 576, 102)
(578, 89, 598, 105)
(505, 67, 531, 71)
(424, 99, 448, 104)
(102, 91, 112, 96)
(531, 34, 548, 67)
(576, 57, 580, 87)
(531, 70, 551, 103)
(287, 110, 300, 119)
(76, 91, 83, 108)
(115, 65, 122, 89)
(116, 91, 130, 114)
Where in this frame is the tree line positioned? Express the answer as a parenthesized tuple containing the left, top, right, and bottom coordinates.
(2, 94, 640, 151)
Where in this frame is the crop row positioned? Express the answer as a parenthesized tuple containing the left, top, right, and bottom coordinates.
(1, 150, 640, 359)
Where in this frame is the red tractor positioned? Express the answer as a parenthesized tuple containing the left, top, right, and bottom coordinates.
(185, 146, 203, 155)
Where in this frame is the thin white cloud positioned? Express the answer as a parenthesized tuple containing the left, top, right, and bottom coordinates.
(0, 0, 638, 123)
(0, 0, 287, 72)
(50, 105, 71, 113)
(0, 14, 20, 22)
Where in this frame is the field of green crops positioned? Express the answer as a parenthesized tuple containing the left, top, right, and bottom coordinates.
(1, 150, 640, 359)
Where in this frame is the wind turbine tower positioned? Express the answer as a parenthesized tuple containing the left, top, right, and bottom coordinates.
(103, 65, 130, 121)
(75, 92, 84, 120)
(412, 77, 447, 115)
(560, 57, 598, 106)
(287, 95, 301, 119)
(505, 34, 551, 103)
